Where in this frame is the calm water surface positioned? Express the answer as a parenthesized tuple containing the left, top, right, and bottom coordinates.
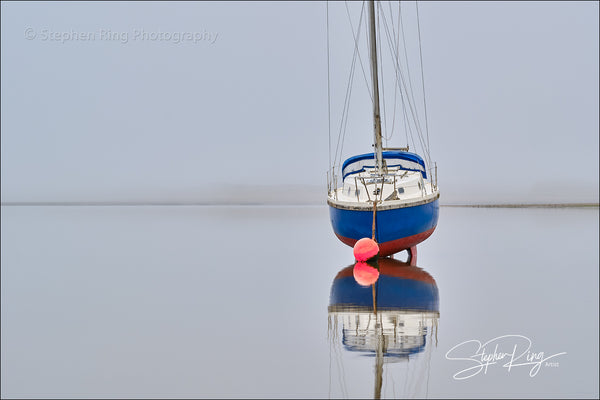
(1, 205, 598, 398)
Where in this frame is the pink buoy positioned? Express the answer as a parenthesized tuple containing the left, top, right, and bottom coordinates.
(353, 261, 380, 286)
(353, 237, 379, 261)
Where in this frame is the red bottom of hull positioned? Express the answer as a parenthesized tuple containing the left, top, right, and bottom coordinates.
(335, 225, 437, 257)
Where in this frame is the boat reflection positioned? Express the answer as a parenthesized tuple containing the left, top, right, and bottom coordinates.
(328, 256, 439, 399)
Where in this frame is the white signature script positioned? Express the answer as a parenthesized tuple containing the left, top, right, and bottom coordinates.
(445, 334, 566, 380)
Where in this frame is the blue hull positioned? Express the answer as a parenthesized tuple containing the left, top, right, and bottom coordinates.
(329, 198, 439, 255)
(330, 275, 439, 311)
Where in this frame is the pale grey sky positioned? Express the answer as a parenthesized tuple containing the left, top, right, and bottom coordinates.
(1, 1, 598, 204)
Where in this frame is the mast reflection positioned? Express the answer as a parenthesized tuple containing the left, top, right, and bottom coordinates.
(328, 257, 439, 399)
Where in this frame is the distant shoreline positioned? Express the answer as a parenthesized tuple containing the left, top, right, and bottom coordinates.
(442, 203, 599, 208)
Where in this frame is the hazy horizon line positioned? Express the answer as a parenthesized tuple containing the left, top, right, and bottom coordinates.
(1, 201, 598, 208)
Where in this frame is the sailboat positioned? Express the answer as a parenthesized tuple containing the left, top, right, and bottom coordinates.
(327, 1, 439, 257)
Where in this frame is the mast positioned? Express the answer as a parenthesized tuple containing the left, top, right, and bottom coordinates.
(368, 0, 383, 172)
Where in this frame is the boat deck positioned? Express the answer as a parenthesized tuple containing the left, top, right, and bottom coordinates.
(329, 167, 439, 210)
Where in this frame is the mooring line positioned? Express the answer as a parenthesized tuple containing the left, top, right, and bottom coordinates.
(372, 200, 377, 240)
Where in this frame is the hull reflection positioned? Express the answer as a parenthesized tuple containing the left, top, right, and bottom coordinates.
(328, 257, 440, 398)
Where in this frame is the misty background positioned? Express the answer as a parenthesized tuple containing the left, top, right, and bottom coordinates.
(1, 1, 598, 205)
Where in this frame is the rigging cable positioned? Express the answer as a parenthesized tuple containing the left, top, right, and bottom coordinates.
(389, 1, 429, 162)
(331, 0, 433, 181)
(345, 0, 373, 104)
(334, 1, 366, 172)
(379, 3, 431, 169)
(416, 1, 432, 171)
(327, 1, 332, 183)
(385, 0, 402, 142)
(376, 1, 389, 145)
(334, 44, 357, 173)
(398, 1, 418, 130)
(395, 0, 413, 149)
(377, 1, 415, 151)
(401, 87, 415, 151)
(397, 0, 413, 148)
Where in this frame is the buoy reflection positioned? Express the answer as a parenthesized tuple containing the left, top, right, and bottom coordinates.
(353, 260, 380, 287)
